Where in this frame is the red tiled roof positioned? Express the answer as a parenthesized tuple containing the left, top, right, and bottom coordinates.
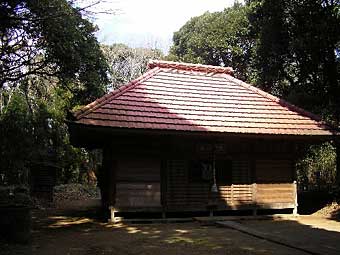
(74, 60, 337, 136)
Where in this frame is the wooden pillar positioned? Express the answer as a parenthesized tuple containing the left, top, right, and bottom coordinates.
(160, 159, 167, 218)
(292, 142, 299, 216)
(293, 181, 298, 215)
(99, 147, 108, 209)
(250, 156, 257, 216)
(100, 146, 115, 220)
(109, 206, 116, 223)
(252, 183, 257, 216)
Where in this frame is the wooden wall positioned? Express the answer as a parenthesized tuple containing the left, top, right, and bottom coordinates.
(115, 158, 161, 208)
(256, 159, 293, 183)
(165, 158, 295, 211)
(254, 159, 295, 208)
(105, 135, 297, 212)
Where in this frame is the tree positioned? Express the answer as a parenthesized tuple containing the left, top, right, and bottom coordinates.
(168, 3, 256, 81)
(102, 44, 164, 89)
(0, 0, 109, 105)
(0, 0, 111, 185)
(0, 76, 87, 185)
(249, 0, 340, 122)
(249, 0, 340, 188)
(297, 143, 336, 189)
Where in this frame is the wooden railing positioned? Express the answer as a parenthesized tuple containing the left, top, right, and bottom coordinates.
(216, 184, 253, 204)
(214, 182, 297, 210)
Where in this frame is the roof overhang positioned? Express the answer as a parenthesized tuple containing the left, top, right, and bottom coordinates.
(68, 121, 337, 149)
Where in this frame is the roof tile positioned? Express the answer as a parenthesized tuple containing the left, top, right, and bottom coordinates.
(74, 60, 338, 136)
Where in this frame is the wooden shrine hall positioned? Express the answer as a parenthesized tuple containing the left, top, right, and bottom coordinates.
(69, 60, 339, 221)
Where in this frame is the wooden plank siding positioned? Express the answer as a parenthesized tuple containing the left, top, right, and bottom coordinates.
(255, 159, 293, 183)
(115, 158, 161, 208)
(256, 184, 295, 205)
(232, 160, 251, 184)
(165, 158, 295, 211)
(106, 136, 297, 213)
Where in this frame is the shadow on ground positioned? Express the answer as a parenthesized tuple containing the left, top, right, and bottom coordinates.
(0, 209, 293, 255)
(242, 216, 340, 255)
(2, 207, 340, 255)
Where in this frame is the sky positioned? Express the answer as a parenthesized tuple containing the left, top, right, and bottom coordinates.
(93, 0, 238, 54)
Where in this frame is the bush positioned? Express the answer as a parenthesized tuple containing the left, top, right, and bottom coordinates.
(297, 142, 336, 191)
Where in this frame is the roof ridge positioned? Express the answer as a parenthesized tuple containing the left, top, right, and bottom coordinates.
(148, 60, 234, 75)
(74, 67, 161, 119)
(222, 74, 325, 123)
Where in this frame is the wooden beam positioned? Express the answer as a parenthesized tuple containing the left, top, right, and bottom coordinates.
(68, 121, 335, 148)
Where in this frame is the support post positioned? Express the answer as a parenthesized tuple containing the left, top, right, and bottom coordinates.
(101, 146, 116, 221)
(252, 183, 257, 216)
(231, 184, 234, 205)
(109, 206, 116, 223)
(293, 181, 298, 215)
(160, 159, 167, 219)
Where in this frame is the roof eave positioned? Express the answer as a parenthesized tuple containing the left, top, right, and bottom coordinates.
(68, 121, 339, 144)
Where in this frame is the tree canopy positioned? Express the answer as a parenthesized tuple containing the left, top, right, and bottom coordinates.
(0, 0, 111, 185)
(0, 0, 109, 104)
(169, 3, 256, 81)
(249, 0, 340, 122)
(102, 44, 163, 90)
(170, 0, 340, 123)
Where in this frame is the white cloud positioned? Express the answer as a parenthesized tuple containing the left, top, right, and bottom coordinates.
(94, 0, 238, 53)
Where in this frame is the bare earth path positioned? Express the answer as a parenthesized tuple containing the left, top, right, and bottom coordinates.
(0, 209, 312, 255)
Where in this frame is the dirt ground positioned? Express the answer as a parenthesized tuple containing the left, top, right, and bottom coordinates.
(0, 209, 311, 255)
(2, 201, 340, 255)
(243, 216, 340, 255)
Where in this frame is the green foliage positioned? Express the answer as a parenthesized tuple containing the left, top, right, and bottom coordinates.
(0, 93, 32, 184)
(169, 3, 256, 81)
(102, 44, 164, 89)
(0, 40, 164, 185)
(0, 0, 110, 185)
(1, 0, 109, 105)
(249, 0, 340, 121)
(297, 142, 336, 189)
(0, 82, 85, 185)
